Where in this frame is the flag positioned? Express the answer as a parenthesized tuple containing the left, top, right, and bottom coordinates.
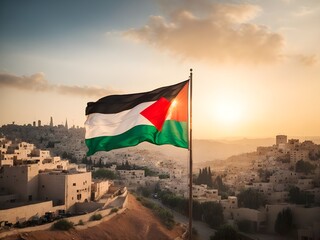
(85, 80, 189, 156)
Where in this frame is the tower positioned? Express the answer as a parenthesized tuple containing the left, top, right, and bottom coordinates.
(50, 117, 53, 127)
(276, 135, 287, 145)
(65, 119, 68, 129)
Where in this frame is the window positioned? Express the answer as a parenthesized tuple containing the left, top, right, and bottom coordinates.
(73, 183, 76, 186)
(77, 194, 82, 200)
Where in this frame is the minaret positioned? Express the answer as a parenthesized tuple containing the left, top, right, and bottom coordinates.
(65, 119, 68, 129)
(50, 116, 53, 127)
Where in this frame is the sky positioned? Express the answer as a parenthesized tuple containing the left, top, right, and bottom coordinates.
(0, 0, 319, 139)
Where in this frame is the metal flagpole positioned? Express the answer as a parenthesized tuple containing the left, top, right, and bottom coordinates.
(188, 68, 193, 240)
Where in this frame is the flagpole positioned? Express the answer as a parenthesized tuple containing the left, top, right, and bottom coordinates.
(188, 68, 193, 240)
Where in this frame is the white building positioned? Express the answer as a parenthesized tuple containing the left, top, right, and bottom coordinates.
(233, 208, 266, 231)
(269, 170, 299, 186)
(118, 169, 145, 187)
(297, 179, 314, 190)
(290, 149, 309, 163)
(0, 164, 39, 202)
(91, 180, 111, 200)
(39, 171, 91, 211)
(192, 184, 220, 202)
(221, 196, 238, 220)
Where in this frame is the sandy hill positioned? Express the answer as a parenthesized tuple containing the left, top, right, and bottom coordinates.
(2, 194, 185, 240)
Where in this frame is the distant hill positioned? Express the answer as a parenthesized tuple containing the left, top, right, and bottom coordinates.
(134, 138, 275, 163)
(134, 136, 320, 163)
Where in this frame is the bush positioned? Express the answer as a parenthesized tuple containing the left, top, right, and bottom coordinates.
(52, 219, 74, 231)
(154, 206, 175, 229)
(212, 225, 240, 240)
(92, 169, 118, 179)
(237, 188, 266, 209)
(90, 214, 102, 221)
(78, 220, 84, 225)
(237, 220, 255, 233)
(137, 186, 151, 198)
(111, 208, 118, 213)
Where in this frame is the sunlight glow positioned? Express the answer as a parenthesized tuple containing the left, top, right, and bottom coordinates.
(171, 100, 177, 108)
(214, 100, 243, 124)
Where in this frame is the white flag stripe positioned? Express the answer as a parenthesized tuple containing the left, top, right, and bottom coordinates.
(85, 101, 154, 139)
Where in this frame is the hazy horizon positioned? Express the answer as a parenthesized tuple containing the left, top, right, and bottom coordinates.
(1, 0, 319, 139)
(2, 121, 320, 145)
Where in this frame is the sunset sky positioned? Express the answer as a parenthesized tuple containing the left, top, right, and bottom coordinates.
(0, 0, 319, 139)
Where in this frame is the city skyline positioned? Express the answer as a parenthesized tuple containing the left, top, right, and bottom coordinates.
(0, 0, 319, 139)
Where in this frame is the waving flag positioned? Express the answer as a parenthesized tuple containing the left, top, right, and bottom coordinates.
(85, 80, 189, 156)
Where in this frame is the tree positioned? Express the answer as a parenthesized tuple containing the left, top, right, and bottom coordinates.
(81, 157, 88, 164)
(288, 186, 314, 205)
(258, 169, 273, 182)
(237, 188, 266, 209)
(213, 176, 229, 192)
(92, 169, 118, 180)
(274, 208, 293, 235)
(143, 167, 157, 177)
(137, 186, 151, 198)
(61, 151, 77, 163)
(201, 202, 224, 228)
(158, 173, 170, 179)
(195, 167, 213, 187)
(211, 225, 240, 240)
(309, 150, 320, 161)
(295, 160, 316, 174)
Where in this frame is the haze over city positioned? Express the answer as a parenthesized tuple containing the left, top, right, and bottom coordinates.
(1, 0, 320, 139)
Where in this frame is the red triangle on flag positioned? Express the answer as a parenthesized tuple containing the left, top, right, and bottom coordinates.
(140, 97, 171, 131)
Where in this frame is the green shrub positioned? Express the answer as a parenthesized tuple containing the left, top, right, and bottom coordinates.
(111, 208, 118, 213)
(52, 219, 74, 231)
(238, 219, 255, 233)
(78, 220, 84, 225)
(90, 214, 102, 221)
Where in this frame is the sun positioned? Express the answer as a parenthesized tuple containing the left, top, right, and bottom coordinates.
(214, 100, 243, 124)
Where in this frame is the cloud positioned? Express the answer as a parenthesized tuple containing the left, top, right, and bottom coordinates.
(124, 1, 284, 64)
(296, 54, 318, 66)
(292, 6, 314, 17)
(281, 0, 293, 4)
(0, 72, 118, 98)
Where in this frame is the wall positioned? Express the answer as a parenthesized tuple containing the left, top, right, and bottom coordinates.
(65, 172, 91, 211)
(0, 165, 39, 201)
(38, 172, 66, 206)
(0, 201, 53, 223)
(266, 204, 320, 233)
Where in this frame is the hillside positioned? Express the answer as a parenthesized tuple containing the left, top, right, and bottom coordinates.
(1, 194, 185, 240)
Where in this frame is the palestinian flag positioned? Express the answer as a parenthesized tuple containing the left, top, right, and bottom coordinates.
(85, 80, 189, 156)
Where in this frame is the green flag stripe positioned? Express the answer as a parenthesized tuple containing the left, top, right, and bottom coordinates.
(85, 120, 188, 156)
